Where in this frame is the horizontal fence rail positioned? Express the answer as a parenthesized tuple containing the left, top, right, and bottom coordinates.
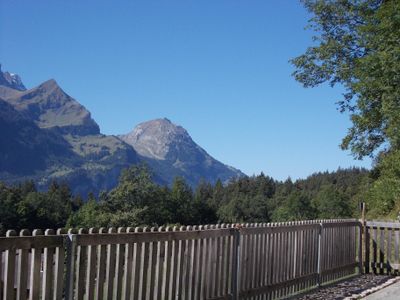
(365, 220, 400, 275)
(0, 219, 362, 300)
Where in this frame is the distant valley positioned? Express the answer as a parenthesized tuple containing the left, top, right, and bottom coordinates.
(0, 64, 244, 196)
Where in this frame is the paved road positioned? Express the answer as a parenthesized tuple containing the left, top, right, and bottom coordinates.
(364, 281, 400, 300)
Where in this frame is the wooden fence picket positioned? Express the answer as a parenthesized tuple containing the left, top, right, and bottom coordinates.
(16, 229, 30, 300)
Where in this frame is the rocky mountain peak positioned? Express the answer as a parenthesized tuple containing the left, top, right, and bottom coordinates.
(0, 64, 26, 91)
(120, 118, 245, 186)
(38, 78, 59, 90)
(120, 118, 193, 160)
(0, 75, 100, 136)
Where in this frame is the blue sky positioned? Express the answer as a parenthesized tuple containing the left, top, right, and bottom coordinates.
(0, 0, 371, 180)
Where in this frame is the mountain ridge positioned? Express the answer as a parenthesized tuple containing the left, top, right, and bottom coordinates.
(0, 65, 245, 194)
(120, 118, 244, 186)
(0, 78, 100, 136)
(0, 64, 26, 91)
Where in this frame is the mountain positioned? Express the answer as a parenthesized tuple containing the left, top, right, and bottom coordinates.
(120, 118, 244, 187)
(0, 78, 100, 135)
(0, 64, 26, 91)
(0, 64, 244, 195)
(0, 66, 139, 196)
(0, 97, 76, 175)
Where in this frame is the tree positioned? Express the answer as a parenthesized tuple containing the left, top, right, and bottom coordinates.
(312, 185, 352, 218)
(67, 195, 108, 228)
(291, 0, 400, 159)
(193, 180, 218, 224)
(272, 191, 315, 221)
(0, 183, 19, 235)
(218, 194, 270, 223)
(365, 151, 400, 217)
(169, 177, 195, 225)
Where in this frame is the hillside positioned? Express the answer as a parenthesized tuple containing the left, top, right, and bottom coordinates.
(0, 66, 139, 196)
(0, 65, 244, 195)
(120, 118, 244, 187)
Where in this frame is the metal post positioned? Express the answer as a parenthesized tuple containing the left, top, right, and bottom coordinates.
(65, 233, 77, 300)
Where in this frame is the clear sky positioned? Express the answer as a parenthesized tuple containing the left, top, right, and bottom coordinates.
(0, 0, 371, 180)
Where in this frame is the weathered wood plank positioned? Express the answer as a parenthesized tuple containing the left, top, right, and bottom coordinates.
(380, 228, 385, 274)
(188, 225, 197, 300)
(0, 235, 63, 251)
(74, 228, 234, 246)
(239, 225, 247, 292)
(140, 227, 150, 300)
(162, 226, 172, 300)
(182, 226, 192, 299)
(367, 221, 400, 229)
(145, 227, 157, 300)
(65, 229, 77, 300)
(321, 262, 359, 276)
(219, 224, 227, 296)
(54, 229, 66, 300)
(197, 226, 206, 300)
(113, 228, 125, 300)
(215, 224, 222, 298)
(16, 229, 30, 300)
(132, 227, 143, 300)
(169, 226, 179, 300)
(154, 226, 165, 300)
(231, 225, 240, 300)
(29, 229, 43, 300)
(85, 228, 97, 300)
(104, 228, 117, 300)
(42, 229, 55, 300)
(75, 228, 87, 300)
(373, 227, 377, 274)
(3, 230, 17, 300)
(365, 226, 370, 273)
(387, 227, 392, 274)
(240, 272, 318, 298)
(95, 228, 107, 300)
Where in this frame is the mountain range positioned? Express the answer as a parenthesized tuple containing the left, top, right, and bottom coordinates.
(0, 64, 244, 196)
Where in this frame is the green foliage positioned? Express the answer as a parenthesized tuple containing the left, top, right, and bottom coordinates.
(292, 0, 400, 159)
(365, 150, 400, 218)
(67, 196, 107, 228)
(272, 191, 315, 221)
(312, 186, 352, 219)
(217, 175, 275, 223)
(0, 166, 368, 234)
(169, 177, 195, 224)
(193, 180, 218, 224)
(218, 194, 269, 223)
(292, 0, 400, 219)
(0, 181, 78, 235)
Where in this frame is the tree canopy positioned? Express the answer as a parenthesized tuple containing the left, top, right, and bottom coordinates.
(291, 0, 400, 159)
(0, 166, 368, 235)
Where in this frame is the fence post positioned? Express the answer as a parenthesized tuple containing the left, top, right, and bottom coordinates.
(358, 222, 364, 274)
(317, 223, 323, 287)
(361, 203, 368, 274)
(231, 225, 241, 300)
(65, 232, 77, 300)
(365, 225, 370, 274)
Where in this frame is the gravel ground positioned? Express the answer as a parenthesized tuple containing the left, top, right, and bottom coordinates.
(295, 275, 396, 300)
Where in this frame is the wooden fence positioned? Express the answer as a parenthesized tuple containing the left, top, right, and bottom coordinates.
(0, 219, 362, 300)
(364, 220, 400, 275)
